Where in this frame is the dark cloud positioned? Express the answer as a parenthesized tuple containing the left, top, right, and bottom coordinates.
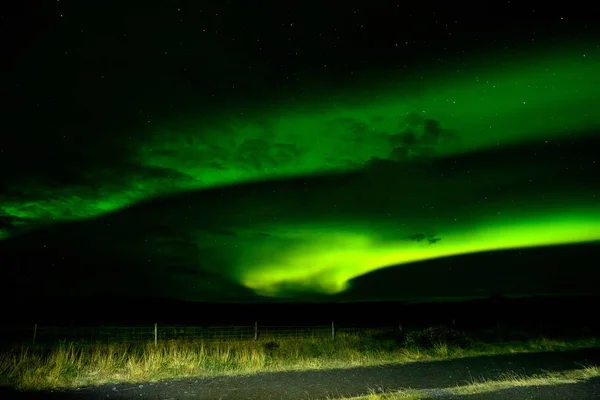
(386, 114, 456, 162)
(234, 138, 304, 172)
(408, 233, 441, 244)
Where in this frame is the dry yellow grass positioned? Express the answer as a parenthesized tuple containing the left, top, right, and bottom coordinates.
(1, 330, 598, 391)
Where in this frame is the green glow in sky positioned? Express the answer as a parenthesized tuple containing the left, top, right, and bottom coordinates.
(2, 44, 600, 299)
(140, 47, 599, 185)
(2, 45, 598, 236)
(236, 210, 600, 297)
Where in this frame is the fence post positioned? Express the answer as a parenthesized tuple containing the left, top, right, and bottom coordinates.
(33, 323, 37, 344)
(331, 320, 335, 340)
(154, 323, 157, 346)
(254, 321, 258, 341)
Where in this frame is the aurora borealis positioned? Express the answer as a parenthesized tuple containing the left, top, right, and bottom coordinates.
(1, 2, 599, 302)
(2, 46, 599, 233)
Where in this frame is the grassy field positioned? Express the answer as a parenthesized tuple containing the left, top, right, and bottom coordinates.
(333, 365, 600, 399)
(1, 326, 599, 391)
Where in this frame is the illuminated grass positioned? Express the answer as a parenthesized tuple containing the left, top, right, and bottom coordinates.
(0, 329, 599, 391)
(327, 388, 429, 400)
(450, 365, 600, 395)
(331, 365, 600, 399)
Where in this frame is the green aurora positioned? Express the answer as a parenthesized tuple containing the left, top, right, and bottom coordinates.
(235, 211, 600, 297)
(2, 44, 600, 299)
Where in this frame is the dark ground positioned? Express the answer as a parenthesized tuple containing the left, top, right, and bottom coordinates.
(2, 348, 600, 399)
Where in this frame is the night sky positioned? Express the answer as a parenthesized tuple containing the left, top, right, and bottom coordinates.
(1, 1, 599, 303)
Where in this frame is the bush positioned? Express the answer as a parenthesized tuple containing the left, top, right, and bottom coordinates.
(403, 325, 472, 349)
(262, 340, 280, 356)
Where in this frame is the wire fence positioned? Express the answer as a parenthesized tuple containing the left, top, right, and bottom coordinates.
(0, 323, 374, 346)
